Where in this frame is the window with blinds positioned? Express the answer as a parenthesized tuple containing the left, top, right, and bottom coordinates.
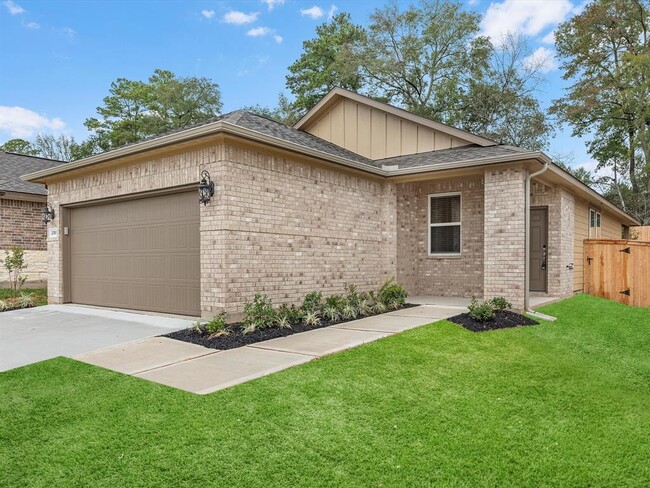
(429, 193, 461, 255)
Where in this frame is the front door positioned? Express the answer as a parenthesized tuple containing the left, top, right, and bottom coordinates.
(529, 207, 548, 292)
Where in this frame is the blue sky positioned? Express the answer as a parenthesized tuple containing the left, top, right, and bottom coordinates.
(0, 0, 594, 170)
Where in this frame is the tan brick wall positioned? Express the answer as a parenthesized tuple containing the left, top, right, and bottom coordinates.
(218, 144, 396, 314)
(484, 166, 527, 310)
(0, 249, 47, 286)
(531, 181, 575, 297)
(1, 199, 47, 250)
(396, 175, 484, 297)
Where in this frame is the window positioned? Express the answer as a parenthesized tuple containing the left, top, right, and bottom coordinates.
(429, 193, 461, 255)
(589, 209, 601, 238)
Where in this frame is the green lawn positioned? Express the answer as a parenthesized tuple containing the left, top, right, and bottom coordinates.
(0, 287, 47, 307)
(2, 295, 649, 487)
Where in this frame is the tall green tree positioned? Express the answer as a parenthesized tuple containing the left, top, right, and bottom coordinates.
(85, 69, 222, 152)
(32, 134, 78, 161)
(286, 13, 366, 114)
(0, 139, 38, 155)
(552, 0, 650, 223)
(359, 0, 489, 120)
(243, 93, 303, 125)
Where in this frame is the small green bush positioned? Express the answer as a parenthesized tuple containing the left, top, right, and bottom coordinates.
(323, 305, 340, 322)
(303, 311, 321, 326)
(378, 278, 408, 309)
(242, 294, 277, 334)
(345, 283, 362, 308)
(468, 297, 495, 322)
(489, 296, 512, 311)
(358, 299, 373, 316)
(342, 304, 358, 320)
(277, 304, 303, 327)
(0, 299, 8, 312)
(372, 301, 387, 314)
(301, 291, 323, 314)
(17, 292, 35, 309)
(325, 294, 346, 310)
(193, 313, 229, 338)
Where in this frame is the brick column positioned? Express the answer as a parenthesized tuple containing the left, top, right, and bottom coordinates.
(483, 166, 528, 310)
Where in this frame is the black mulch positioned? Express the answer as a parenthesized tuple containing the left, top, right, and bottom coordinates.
(165, 304, 417, 350)
(448, 310, 539, 332)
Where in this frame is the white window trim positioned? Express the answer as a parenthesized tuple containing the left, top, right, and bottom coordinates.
(589, 208, 602, 238)
(428, 191, 462, 257)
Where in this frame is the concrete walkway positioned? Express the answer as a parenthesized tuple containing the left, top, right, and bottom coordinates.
(76, 304, 465, 394)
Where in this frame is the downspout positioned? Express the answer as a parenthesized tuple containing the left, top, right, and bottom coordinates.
(525, 161, 557, 321)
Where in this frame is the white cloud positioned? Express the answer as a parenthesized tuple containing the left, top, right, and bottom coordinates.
(328, 4, 338, 19)
(3, 0, 25, 15)
(469, 0, 479, 5)
(541, 30, 555, 45)
(480, 0, 574, 41)
(25, 21, 39, 29)
(201, 9, 215, 19)
(0, 106, 66, 138)
(273, 34, 283, 44)
(262, 0, 285, 10)
(247, 26, 271, 37)
(523, 46, 558, 74)
(223, 10, 259, 25)
(300, 6, 323, 19)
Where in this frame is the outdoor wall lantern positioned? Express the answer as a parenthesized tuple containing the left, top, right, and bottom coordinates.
(198, 170, 215, 205)
(41, 203, 55, 224)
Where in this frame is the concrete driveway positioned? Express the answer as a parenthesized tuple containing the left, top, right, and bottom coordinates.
(0, 305, 194, 372)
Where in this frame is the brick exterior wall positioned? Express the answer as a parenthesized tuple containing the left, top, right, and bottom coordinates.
(396, 176, 484, 297)
(531, 181, 575, 297)
(483, 166, 528, 310)
(1, 199, 47, 250)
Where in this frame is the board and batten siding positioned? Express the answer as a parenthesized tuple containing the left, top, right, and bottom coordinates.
(573, 197, 625, 292)
(303, 98, 472, 159)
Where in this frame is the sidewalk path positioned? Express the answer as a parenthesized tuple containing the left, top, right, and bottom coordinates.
(75, 304, 464, 394)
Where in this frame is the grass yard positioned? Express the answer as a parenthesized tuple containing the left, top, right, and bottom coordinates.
(1, 294, 649, 487)
(0, 287, 48, 307)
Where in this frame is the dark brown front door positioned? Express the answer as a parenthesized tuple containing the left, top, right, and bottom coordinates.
(530, 207, 548, 292)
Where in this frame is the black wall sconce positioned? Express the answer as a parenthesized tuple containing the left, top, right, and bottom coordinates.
(198, 170, 215, 205)
(41, 203, 55, 224)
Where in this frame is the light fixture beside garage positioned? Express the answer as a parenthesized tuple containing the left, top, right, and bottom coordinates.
(198, 170, 215, 205)
(41, 203, 55, 224)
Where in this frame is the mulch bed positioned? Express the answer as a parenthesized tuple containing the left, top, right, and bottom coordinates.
(448, 310, 539, 332)
(165, 303, 417, 350)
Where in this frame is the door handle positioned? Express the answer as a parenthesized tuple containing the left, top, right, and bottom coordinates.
(541, 244, 547, 270)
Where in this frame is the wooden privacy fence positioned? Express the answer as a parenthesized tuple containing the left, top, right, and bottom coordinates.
(631, 226, 650, 241)
(584, 239, 650, 307)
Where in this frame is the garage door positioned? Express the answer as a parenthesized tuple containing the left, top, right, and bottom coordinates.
(69, 191, 200, 316)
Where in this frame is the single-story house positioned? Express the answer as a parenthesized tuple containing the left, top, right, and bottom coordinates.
(1, 151, 65, 287)
(23, 88, 640, 317)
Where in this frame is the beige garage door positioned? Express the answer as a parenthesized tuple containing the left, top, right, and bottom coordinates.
(69, 191, 200, 316)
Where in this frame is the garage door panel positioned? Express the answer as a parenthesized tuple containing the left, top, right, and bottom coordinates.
(70, 191, 200, 316)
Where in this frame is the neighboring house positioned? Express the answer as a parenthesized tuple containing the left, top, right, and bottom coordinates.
(23, 88, 639, 317)
(1, 152, 66, 287)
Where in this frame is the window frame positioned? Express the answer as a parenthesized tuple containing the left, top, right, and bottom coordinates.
(428, 191, 462, 257)
(589, 208, 602, 238)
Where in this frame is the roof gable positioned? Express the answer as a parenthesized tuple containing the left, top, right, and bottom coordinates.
(294, 88, 496, 159)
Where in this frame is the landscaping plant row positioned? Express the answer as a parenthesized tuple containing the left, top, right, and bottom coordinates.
(449, 296, 539, 332)
(166, 279, 410, 350)
(0, 291, 42, 312)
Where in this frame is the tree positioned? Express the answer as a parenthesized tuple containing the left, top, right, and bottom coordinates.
(85, 69, 223, 151)
(359, 0, 489, 120)
(243, 93, 302, 125)
(0, 138, 37, 155)
(552, 0, 650, 223)
(32, 134, 78, 161)
(286, 13, 366, 114)
(457, 34, 552, 150)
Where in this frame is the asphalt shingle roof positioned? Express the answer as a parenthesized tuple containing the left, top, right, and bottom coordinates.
(374, 145, 531, 169)
(0, 152, 66, 195)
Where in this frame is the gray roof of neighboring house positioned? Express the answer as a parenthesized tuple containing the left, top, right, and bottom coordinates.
(0, 152, 66, 195)
(374, 144, 531, 169)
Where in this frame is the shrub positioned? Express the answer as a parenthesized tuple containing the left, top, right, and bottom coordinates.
(468, 297, 495, 322)
(378, 278, 408, 309)
(276, 315, 292, 329)
(17, 292, 35, 309)
(277, 304, 303, 327)
(0, 299, 8, 312)
(242, 294, 277, 334)
(193, 313, 229, 338)
(345, 283, 362, 308)
(323, 305, 340, 322)
(303, 311, 321, 326)
(372, 301, 387, 314)
(325, 294, 346, 310)
(341, 304, 359, 320)
(489, 296, 512, 311)
(358, 299, 373, 316)
(301, 291, 323, 314)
